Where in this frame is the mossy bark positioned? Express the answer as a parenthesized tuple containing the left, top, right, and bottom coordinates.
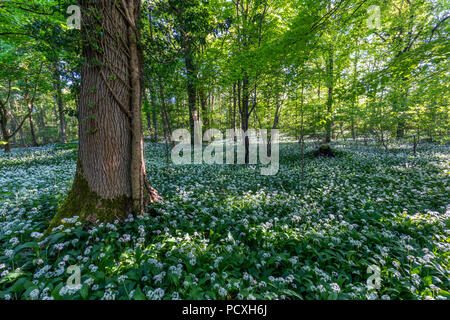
(47, 167, 134, 233)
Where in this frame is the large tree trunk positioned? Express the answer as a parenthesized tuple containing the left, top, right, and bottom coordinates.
(50, 0, 159, 230)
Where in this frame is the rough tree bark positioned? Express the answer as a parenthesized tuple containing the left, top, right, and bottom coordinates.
(49, 0, 160, 231)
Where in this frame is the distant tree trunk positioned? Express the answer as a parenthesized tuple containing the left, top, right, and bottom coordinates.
(143, 92, 153, 138)
(413, 135, 418, 155)
(232, 84, 237, 140)
(1, 106, 30, 153)
(146, 7, 158, 143)
(0, 115, 11, 152)
(241, 75, 250, 163)
(157, 74, 171, 168)
(50, 0, 159, 230)
(351, 52, 358, 141)
(157, 74, 173, 145)
(199, 88, 209, 132)
(237, 80, 242, 128)
(0, 81, 32, 153)
(325, 45, 334, 144)
(9, 113, 16, 145)
(12, 97, 26, 147)
(37, 107, 49, 145)
(54, 61, 67, 144)
(27, 106, 38, 147)
(299, 82, 305, 180)
(209, 90, 215, 128)
(146, 112, 153, 138)
(268, 85, 282, 157)
(152, 104, 158, 142)
(396, 88, 408, 139)
(23, 63, 43, 147)
(339, 123, 346, 141)
(148, 82, 158, 142)
(184, 39, 199, 145)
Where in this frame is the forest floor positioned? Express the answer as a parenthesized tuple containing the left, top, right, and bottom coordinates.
(0, 141, 449, 300)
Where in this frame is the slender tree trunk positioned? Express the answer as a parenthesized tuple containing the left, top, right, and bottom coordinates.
(28, 106, 38, 147)
(54, 61, 67, 144)
(396, 87, 408, 139)
(146, 82, 159, 142)
(146, 112, 153, 138)
(232, 84, 237, 141)
(37, 107, 49, 145)
(157, 75, 171, 169)
(351, 53, 358, 141)
(299, 82, 305, 180)
(241, 75, 250, 163)
(157, 74, 173, 146)
(267, 85, 281, 157)
(12, 97, 26, 147)
(199, 88, 209, 132)
(152, 104, 158, 142)
(184, 40, 199, 145)
(50, 0, 159, 230)
(325, 45, 334, 144)
(143, 92, 153, 138)
(148, 83, 159, 142)
(237, 80, 242, 134)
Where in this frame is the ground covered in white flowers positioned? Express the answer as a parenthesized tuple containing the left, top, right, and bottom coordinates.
(0, 142, 449, 300)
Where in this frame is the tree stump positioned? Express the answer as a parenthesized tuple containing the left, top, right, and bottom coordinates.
(314, 145, 335, 158)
